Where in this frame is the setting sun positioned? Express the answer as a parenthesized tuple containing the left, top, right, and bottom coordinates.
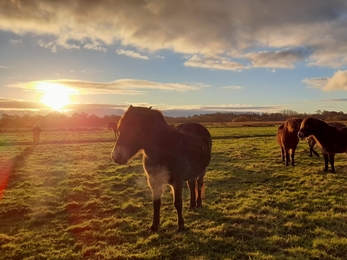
(36, 82, 76, 111)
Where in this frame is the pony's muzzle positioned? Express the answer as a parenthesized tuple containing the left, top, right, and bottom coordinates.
(111, 146, 128, 165)
(298, 131, 305, 140)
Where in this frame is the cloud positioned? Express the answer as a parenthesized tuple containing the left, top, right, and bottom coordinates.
(0, 97, 286, 117)
(0, 65, 12, 69)
(302, 77, 328, 89)
(1, 1, 347, 69)
(9, 79, 205, 95)
(0, 98, 47, 109)
(303, 70, 347, 91)
(84, 42, 107, 52)
(324, 70, 347, 91)
(221, 86, 244, 90)
(9, 39, 22, 45)
(38, 39, 57, 52)
(116, 49, 149, 60)
(184, 55, 248, 71)
(246, 49, 308, 69)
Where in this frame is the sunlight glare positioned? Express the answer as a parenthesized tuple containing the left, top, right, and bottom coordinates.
(36, 82, 76, 111)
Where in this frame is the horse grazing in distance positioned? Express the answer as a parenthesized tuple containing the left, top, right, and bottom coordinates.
(276, 118, 303, 166)
(32, 125, 41, 143)
(111, 106, 212, 232)
(307, 121, 346, 157)
(298, 117, 347, 173)
(108, 122, 118, 138)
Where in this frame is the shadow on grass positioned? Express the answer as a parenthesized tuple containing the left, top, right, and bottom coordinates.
(0, 145, 37, 221)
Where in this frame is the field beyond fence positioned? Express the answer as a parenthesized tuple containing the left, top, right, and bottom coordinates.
(1, 125, 347, 259)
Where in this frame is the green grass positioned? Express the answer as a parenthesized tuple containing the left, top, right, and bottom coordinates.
(1, 126, 347, 259)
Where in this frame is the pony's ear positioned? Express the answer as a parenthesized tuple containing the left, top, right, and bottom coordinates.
(148, 106, 152, 110)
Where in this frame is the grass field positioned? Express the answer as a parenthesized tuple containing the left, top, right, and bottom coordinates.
(1, 125, 347, 259)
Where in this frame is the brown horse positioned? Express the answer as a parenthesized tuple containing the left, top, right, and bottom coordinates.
(307, 121, 346, 157)
(32, 125, 41, 143)
(298, 118, 347, 173)
(108, 121, 118, 138)
(111, 106, 212, 232)
(276, 118, 302, 166)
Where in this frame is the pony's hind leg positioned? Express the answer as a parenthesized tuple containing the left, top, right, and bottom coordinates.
(196, 175, 205, 208)
(187, 179, 197, 209)
(329, 152, 336, 173)
(323, 153, 329, 172)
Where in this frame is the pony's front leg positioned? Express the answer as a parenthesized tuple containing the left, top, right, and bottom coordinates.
(150, 199, 161, 232)
(148, 178, 164, 232)
(291, 149, 296, 166)
(285, 149, 290, 166)
(173, 181, 185, 231)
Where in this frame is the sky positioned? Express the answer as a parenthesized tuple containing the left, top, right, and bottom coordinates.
(1, 0, 347, 117)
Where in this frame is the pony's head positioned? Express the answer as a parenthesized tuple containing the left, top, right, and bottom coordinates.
(298, 117, 319, 140)
(111, 106, 164, 164)
(285, 118, 302, 132)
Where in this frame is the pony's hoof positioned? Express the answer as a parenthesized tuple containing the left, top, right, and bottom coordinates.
(177, 226, 188, 232)
(149, 225, 158, 233)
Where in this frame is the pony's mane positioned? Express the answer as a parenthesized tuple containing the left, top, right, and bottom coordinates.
(119, 106, 167, 127)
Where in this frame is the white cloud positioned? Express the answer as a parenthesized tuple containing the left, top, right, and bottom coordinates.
(1, 1, 347, 69)
(116, 49, 149, 60)
(303, 70, 347, 91)
(84, 42, 107, 52)
(184, 55, 248, 71)
(38, 39, 57, 52)
(221, 86, 244, 90)
(9, 78, 205, 95)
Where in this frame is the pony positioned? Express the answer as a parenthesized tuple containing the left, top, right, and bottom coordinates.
(298, 117, 347, 173)
(276, 118, 303, 166)
(108, 121, 118, 138)
(307, 121, 346, 157)
(32, 125, 41, 143)
(111, 106, 212, 232)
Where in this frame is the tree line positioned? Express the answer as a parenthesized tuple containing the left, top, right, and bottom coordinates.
(1, 110, 347, 130)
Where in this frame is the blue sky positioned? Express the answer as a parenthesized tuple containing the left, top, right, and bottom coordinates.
(1, 0, 347, 117)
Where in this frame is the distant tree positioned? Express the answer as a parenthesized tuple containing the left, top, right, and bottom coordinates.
(232, 116, 249, 122)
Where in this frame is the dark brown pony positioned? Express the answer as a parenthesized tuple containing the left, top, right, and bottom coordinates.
(307, 122, 346, 157)
(32, 125, 41, 143)
(111, 106, 212, 232)
(108, 122, 118, 138)
(298, 118, 347, 173)
(276, 118, 302, 166)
